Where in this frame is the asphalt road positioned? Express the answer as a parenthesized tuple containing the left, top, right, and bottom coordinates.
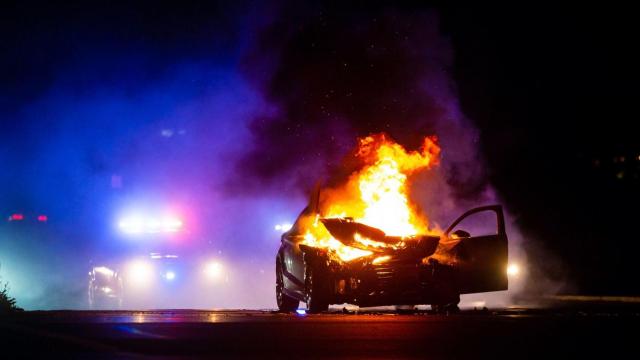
(1, 306, 638, 359)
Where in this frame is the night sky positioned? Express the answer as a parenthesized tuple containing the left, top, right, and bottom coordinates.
(1, 1, 638, 308)
(441, 6, 639, 295)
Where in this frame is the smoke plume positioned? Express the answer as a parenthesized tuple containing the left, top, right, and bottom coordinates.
(238, 3, 563, 305)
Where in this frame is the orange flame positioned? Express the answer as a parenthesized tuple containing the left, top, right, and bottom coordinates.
(302, 133, 440, 261)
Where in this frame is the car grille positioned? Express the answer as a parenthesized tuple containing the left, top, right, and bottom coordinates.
(371, 258, 422, 291)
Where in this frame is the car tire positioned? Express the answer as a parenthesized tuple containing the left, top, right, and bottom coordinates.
(276, 259, 299, 312)
(430, 263, 460, 314)
(305, 263, 329, 313)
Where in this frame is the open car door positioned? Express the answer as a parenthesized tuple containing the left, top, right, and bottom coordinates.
(445, 205, 508, 294)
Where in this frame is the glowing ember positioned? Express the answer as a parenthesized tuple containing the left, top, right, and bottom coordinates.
(353, 233, 398, 250)
(304, 231, 373, 261)
(372, 255, 392, 265)
(301, 133, 440, 262)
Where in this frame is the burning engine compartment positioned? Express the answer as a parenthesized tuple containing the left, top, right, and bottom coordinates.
(276, 134, 508, 312)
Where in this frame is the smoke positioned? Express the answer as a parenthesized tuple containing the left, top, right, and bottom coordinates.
(237, 8, 467, 190)
(238, 4, 564, 306)
(0, 62, 269, 309)
(0, 2, 568, 310)
(238, 5, 492, 219)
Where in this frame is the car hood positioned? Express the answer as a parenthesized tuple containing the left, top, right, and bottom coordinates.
(320, 217, 439, 258)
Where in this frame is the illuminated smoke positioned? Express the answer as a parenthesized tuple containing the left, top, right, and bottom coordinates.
(238, 5, 540, 307)
(0, 3, 563, 310)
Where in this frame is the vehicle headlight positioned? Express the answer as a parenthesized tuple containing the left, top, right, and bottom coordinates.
(203, 262, 223, 280)
(507, 263, 520, 276)
(126, 260, 154, 286)
(164, 271, 176, 281)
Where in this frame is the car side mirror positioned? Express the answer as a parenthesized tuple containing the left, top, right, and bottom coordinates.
(452, 229, 470, 239)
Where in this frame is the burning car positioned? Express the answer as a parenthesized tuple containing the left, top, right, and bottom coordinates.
(276, 203, 508, 313)
(275, 134, 508, 313)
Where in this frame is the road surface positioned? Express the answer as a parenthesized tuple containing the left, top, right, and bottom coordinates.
(1, 306, 638, 358)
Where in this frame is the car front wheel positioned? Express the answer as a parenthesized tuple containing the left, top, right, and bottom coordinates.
(276, 259, 299, 312)
(305, 264, 329, 313)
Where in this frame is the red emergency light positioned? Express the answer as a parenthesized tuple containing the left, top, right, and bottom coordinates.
(38, 215, 48, 222)
(10, 213, 24, 221)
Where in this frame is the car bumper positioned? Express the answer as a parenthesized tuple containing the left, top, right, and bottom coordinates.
(328, 257, 458, 307)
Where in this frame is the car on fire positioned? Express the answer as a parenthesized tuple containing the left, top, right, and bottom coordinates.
(275, 198, 508, 313)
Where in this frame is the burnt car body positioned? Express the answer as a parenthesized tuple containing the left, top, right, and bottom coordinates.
(276, 204, 508, 312)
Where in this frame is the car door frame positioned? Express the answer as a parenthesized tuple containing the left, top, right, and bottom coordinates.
(445, 205, 508, 294)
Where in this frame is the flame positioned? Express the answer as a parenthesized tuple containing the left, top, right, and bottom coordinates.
(301, 133, 440, 261)
(353, 233, 398, 250)
(304, 231, 373, 261)
(372, 255, 392, 265)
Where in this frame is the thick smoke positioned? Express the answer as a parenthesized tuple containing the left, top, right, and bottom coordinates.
(239, 5, 559, 305)
(239, 8, 488, 227)
(0, 3, 567, 310)
(0, 2, 287, 310)
(0, 63, 273, 309)
(238, 8, 484, 194)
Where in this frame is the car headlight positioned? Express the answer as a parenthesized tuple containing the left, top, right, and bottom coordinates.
(507, 263, 520, 277)
(164, 271, 176, 281)
(203, 262, 224, 280)
(126, 260, 154, 286)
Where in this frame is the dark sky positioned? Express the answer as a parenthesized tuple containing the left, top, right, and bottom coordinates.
(1, 1, 639, 306)
(440, 6, 640, 294)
